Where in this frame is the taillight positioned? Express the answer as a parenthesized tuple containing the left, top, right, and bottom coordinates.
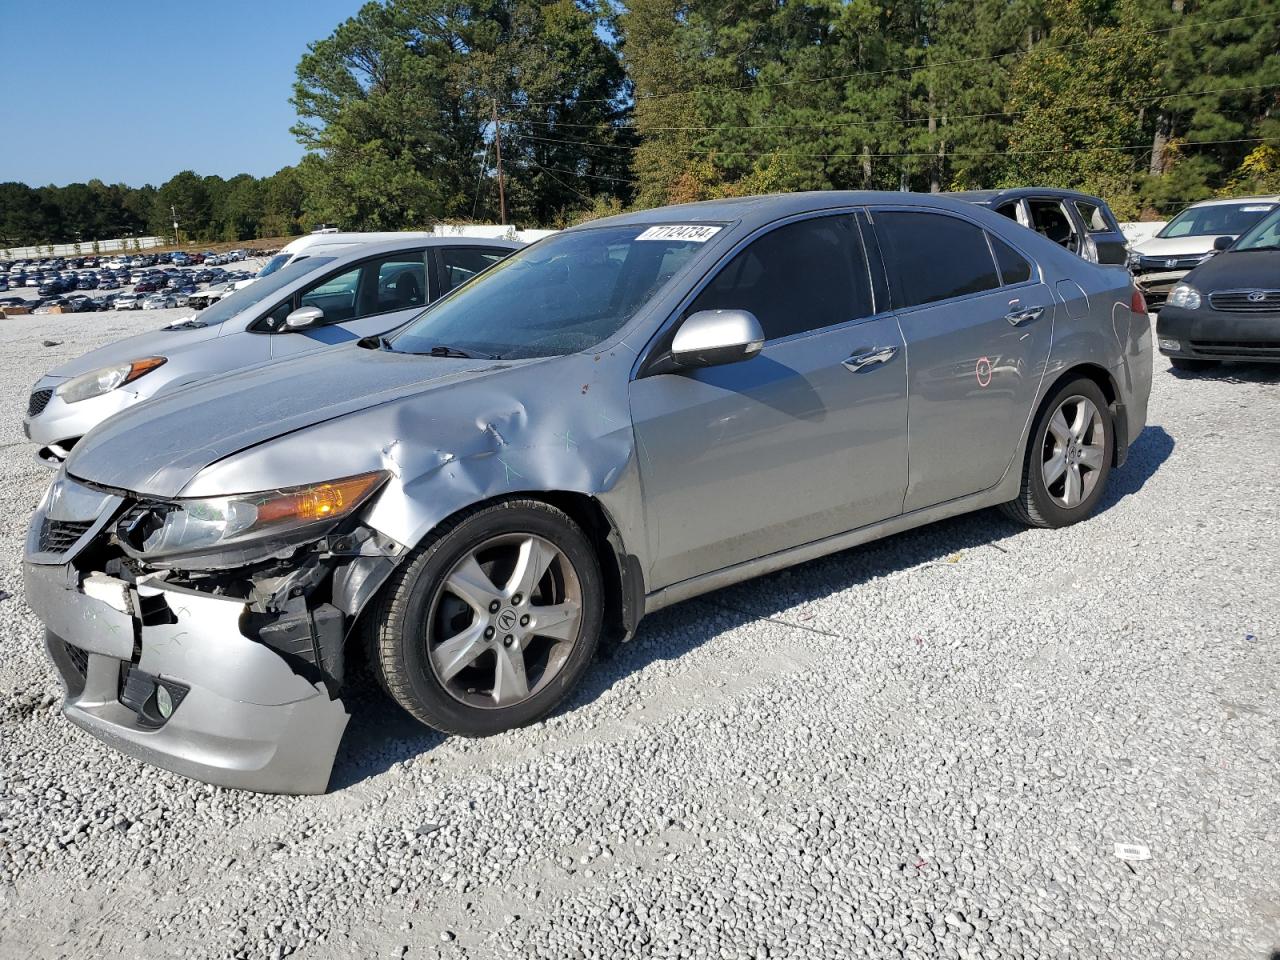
(1130, 287, 1148, 315)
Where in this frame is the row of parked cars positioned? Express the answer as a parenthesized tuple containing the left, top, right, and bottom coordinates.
(20, 193, 1159, 794)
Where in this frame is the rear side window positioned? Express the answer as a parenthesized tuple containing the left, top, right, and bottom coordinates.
(1075, 200, 1112, 233)
(874, 211, 1000, 308)
(689, 214, 872, 340)
(995, 202, 1020, 222)
(989, 234, 1033, 285)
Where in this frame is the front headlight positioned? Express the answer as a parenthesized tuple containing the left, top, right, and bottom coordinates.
(55, 357, 166, 404)
(1168, 284, 1201, 310)
(117, 471, 387, 561)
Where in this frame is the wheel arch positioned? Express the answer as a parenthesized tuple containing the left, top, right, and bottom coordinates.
(1037, 362, 1126, 466)
(349, 490, 644, 657)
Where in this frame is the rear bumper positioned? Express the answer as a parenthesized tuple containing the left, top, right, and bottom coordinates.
(24, 560, 349, 795)
(1156, 307, 1280, 363)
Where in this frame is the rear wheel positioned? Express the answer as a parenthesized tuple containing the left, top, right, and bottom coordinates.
(368, 499, 603, 736)
(1170, 357, 1217, 372)
(1002, 377, 1113, 529)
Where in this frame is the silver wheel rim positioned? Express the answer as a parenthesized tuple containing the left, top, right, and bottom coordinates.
(426, 533, 583, 710)
(1042, 395, 1105, 509)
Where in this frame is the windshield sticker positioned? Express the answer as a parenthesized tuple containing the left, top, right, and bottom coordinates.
(636, 225, 722, 243)
(1240, 205, 1274, 212)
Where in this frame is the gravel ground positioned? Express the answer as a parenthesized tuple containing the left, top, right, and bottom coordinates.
(1, 310, 1278, 960)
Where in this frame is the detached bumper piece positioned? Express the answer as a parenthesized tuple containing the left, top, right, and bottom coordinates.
(26, 561, 350, 795)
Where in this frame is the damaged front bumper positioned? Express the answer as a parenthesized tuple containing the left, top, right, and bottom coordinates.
(19, 475, 390, 795)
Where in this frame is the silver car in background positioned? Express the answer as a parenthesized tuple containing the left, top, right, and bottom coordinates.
(22, 238, 521, 464)
(23, 192, 1152, 793)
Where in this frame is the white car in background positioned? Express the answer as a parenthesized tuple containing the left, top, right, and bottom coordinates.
(1129, 195, 1280, 307)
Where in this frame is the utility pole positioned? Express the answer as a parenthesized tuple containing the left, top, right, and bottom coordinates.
(491, 99, 507, 226)
(171, 205, 180, 245)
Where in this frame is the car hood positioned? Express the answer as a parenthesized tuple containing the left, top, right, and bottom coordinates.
(44, 321, 226, 379)
(1132, 235, 1227, 257)
(1183, 248, 1280, 290)
(65, 345, 515, 497)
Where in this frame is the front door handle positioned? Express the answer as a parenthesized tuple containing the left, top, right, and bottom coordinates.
(843, 345, 899, 371)
(1005, 305, 1045, 326)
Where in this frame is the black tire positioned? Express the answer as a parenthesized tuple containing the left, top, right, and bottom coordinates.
(367, 499, 603, 736)
(1170, 357, 1217, 372)
(1001, 377, 1114, 529)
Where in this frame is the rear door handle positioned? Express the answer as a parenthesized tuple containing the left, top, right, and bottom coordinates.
(1005, 305, 1045, 326)
(843, 345, 899, 371)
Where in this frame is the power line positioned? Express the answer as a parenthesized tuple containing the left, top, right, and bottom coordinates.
(506, 133, 1280, 162)
(504, 81, 1280, 135)
(507, 10, 1275, 109)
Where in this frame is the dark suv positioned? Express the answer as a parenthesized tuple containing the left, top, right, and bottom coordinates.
(950, 188, 1129, 266)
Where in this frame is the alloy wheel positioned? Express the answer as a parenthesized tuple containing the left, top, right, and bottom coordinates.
(1041, 395, 1106, 509)
(426, 533, 583, 710)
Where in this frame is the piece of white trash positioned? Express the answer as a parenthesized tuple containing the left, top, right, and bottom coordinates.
(1114, 842, 1151, 861)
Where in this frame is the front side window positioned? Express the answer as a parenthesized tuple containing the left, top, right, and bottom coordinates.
(194, 256, 335, 326)
(1158, 203, 1276, 239)
(263, 252, 427, 330)
(875, 211, 1001, 308)
(390, 226, 711, 359)
(688, 214, 872, 340)
(439, 247, 509, 294)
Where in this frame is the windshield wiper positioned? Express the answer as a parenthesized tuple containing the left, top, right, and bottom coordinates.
(419, 344, 478, 359)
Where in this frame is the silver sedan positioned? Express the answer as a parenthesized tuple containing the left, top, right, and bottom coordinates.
(23, 192, 1151, 793)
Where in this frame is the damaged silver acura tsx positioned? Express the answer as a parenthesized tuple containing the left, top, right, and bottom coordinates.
(24, 193, 1152, 793)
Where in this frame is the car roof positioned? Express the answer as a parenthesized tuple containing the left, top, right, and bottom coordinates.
(945, 187, 1106, 206)
(567, 190, 1007, 234)
(1183, 195, 1280, 208)
(296, 236, 523, 262)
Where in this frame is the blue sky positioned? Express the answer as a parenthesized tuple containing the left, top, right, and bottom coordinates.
(0, 0, 359, 188)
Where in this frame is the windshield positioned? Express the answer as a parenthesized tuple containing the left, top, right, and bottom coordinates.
(1231, 207, 1280, 251)
(256, 253, 292, 278)
(1157, 202, 1276, 239)
(389, 224, 718, 359)
(192, 257, 334, 325)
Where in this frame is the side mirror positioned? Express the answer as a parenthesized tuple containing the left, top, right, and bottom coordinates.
(284, 305, 324, 330)
(670, 309, 765, 370)
(1212, 235, 1234, 252)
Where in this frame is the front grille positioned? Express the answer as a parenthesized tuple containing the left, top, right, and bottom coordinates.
(1189, 339, 1280, 358)
(28, 388, 53, 417)
(1207, 290, 1280, 313)
(1136, 255, 1204, 272)
(38, 518, 93, 554)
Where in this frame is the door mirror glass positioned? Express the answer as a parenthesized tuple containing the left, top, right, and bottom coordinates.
(1212, 235, 1235, 252)
(285, 305, 325, 330)
(671, 309, 764, 370)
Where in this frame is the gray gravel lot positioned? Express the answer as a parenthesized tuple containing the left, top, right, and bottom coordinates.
(1, 309, 1278, 960)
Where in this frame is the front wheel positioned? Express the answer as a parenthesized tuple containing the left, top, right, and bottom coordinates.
(368, 499, 603, 736)
(1001, 378, 1114, 529)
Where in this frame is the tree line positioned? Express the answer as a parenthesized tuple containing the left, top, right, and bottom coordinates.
(5, 0, 1278, 246)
